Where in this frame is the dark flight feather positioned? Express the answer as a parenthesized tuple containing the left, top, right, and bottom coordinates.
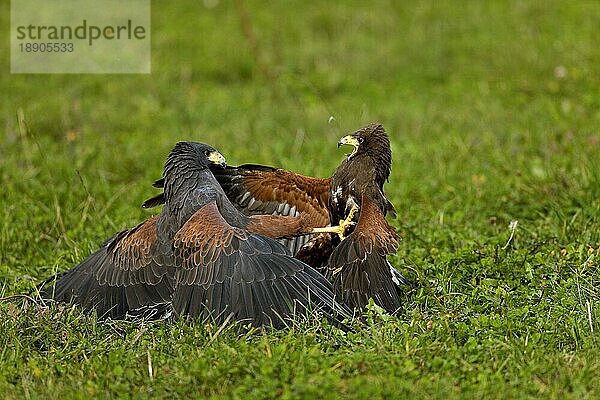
(40, 216, 174, 319)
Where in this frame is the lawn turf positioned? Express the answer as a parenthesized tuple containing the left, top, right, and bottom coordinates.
(1, 1, 599, 398)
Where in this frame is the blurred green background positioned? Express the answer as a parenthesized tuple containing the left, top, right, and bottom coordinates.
(1, 1, 599, 398)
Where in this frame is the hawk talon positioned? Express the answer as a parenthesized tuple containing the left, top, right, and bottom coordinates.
(311, 205, 360, 240)
(341, 205, 359, 228)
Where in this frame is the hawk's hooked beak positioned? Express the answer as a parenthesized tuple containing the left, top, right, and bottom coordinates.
(207, 150, 227, 167)
(337, 135, 360, 158)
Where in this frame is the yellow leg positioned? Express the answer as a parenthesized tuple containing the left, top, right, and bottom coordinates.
(311, 205, 360, 240)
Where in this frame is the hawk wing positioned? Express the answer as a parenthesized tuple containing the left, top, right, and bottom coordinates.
(143, 164, 332, 255)
(212, 164, 330, 222)
(171, 201, 351, 327)
(327, 196, 410, 314)
(39, 216, 174, 319)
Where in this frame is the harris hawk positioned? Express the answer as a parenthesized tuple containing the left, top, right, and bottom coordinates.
(39, 142, 353, 328)
(142, 123, 412, 314)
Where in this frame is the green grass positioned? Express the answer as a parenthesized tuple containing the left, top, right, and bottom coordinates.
(1, 0, 599, 398)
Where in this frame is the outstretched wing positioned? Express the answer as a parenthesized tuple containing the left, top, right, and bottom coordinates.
(171, 201, 351, 327)
(214, 165, 332, 255)
(143, 164, 332, 255)
(39, 216, 174, 319)
(213, 164, 330, 222)
(327, 196, 410, 314)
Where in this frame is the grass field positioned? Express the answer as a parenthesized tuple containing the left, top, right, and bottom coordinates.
(1, 1, 599, 398)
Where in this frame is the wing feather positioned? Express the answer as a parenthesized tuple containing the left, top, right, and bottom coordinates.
(40, 216, 174, 319)
(171, 201, 352, 327)
(214, 164, 331, 226)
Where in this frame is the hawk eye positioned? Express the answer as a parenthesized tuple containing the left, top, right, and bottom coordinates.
(358, 137, 364, 144)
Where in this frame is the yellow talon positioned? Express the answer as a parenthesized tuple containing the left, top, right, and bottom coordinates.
(310, 205, 360, 240)
(311, 225, 349, 240)
(339, 205, 359, 232)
